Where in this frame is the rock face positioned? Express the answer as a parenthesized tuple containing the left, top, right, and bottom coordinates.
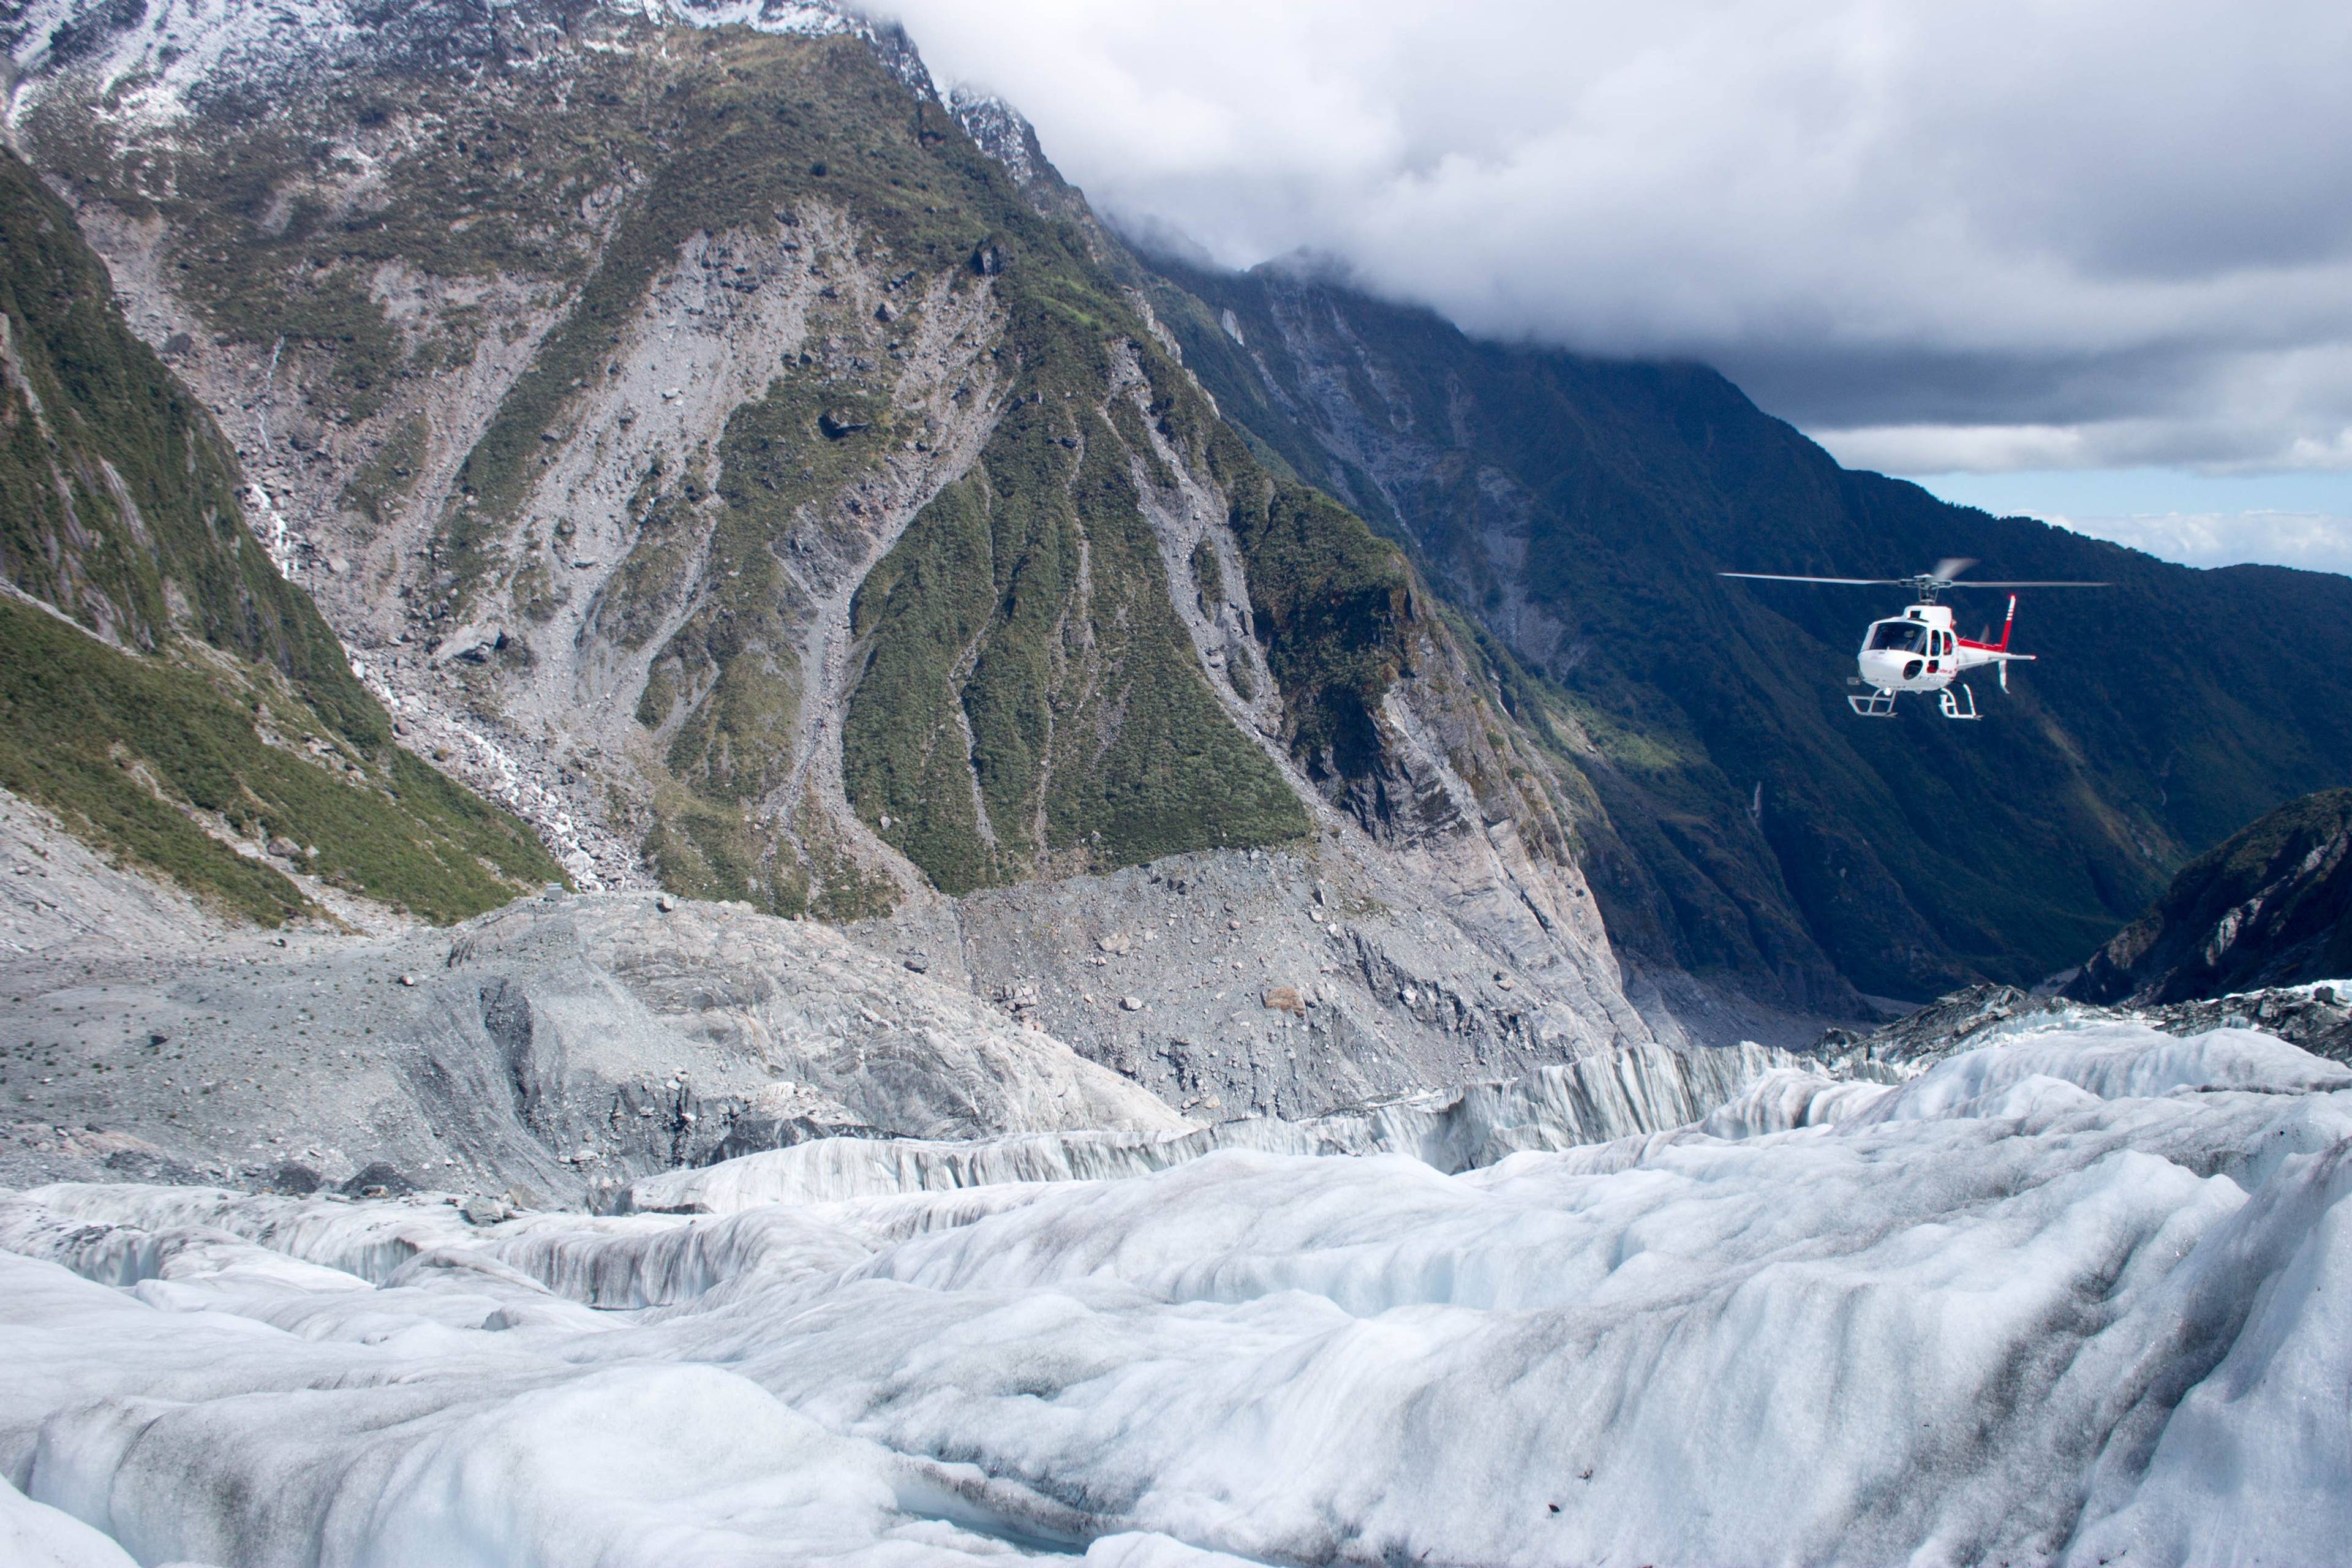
(1, 786, 225, 957)
(870, 839, 1686, 1126)
(2066, 788, 2352, 1006)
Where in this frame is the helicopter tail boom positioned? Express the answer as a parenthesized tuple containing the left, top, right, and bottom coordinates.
(1956, 594, 2021, 652)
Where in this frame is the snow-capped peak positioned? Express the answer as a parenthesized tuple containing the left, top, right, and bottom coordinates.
(5, 0, 938, 132)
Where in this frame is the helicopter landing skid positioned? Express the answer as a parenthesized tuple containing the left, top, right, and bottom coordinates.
(1848, 688, 1898, 718)
(1939, 683, 1981, 720)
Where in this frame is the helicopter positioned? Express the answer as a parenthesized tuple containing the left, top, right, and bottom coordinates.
(1720, 558, 2108, 719)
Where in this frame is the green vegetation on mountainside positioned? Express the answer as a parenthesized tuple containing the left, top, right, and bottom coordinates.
(843, 334, 1310, 894)
(1215, 477, 1414, 790)
(0, 149, 373, 741)
(0, 598, 558, 924)
(0, 146, 562, 924)
(630, 368, 900, 915)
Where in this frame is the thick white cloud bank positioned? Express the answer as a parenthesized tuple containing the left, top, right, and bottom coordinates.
(879, 0, 2352, 478)
(3, 1019, 2350, 1565)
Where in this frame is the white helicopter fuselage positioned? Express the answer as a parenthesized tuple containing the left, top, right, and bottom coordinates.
(1717, 562, 2099, 722)
(1855, 603, 2026, 693)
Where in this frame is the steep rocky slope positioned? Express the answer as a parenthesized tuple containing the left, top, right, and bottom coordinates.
(0, 144, 559, 928)
(4, 0, 1704, 1077)
(1145, 258, 2352, 1001)
(2065, 788, 2352, 1006)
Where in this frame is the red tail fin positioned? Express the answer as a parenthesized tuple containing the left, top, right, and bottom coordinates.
(1999, 594, 2018, 652)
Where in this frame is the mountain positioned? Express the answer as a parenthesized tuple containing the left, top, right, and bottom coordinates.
(2065, 787, 2352, 1005)
(1140, 257, 2352, 1000)
(0, 143, 560, 926)
(12, 0, 2343, 1024)
(6, 11, 2352, 1559)
(2, 0, 1682, 1093)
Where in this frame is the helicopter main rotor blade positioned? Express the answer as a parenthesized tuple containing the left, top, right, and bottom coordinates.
(1931, 556, 1979, 582)
(1942, 579, 2111, 589)
(1717, 573, 1910, 586)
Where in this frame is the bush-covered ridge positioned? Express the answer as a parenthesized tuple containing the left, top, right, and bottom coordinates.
(0, 597, 559, 924)
(0, 146, 563, 923)
(0, 148, 377, 742)
(13, 13, 1598, 924)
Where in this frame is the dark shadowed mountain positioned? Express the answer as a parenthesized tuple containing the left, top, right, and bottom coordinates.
(1141, 257, 2352, 1000)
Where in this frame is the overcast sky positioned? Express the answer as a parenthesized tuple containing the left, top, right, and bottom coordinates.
(880, 0, 2352, 573)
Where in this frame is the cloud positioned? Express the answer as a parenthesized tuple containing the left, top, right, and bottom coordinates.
(876, 0, 2352, 473)
(1822, 426, 2098, 475)
(2052, 511, 2352, 576)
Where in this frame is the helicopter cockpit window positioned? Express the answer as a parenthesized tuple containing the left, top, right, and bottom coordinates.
(1868, 621, 1928, 653)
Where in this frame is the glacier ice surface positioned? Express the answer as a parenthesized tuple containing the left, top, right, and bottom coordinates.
(0, 1472, 140, 1568)
(2, 1020, 2348, 1565)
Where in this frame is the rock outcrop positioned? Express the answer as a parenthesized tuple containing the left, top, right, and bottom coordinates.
(2065, 788, 2352, 1006)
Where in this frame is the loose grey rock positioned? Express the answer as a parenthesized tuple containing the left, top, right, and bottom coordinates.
(341, 1161, 416, 1199)
(0, 893, 1188, 1203)
(458, 1194, 510, 1232)
(265, 1162, 324, 1196)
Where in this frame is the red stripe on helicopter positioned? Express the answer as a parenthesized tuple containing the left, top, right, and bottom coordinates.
(1958, 595, 2020, 653)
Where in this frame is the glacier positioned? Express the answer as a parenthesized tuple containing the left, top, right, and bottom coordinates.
(3, 1017, 2349, 1566)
